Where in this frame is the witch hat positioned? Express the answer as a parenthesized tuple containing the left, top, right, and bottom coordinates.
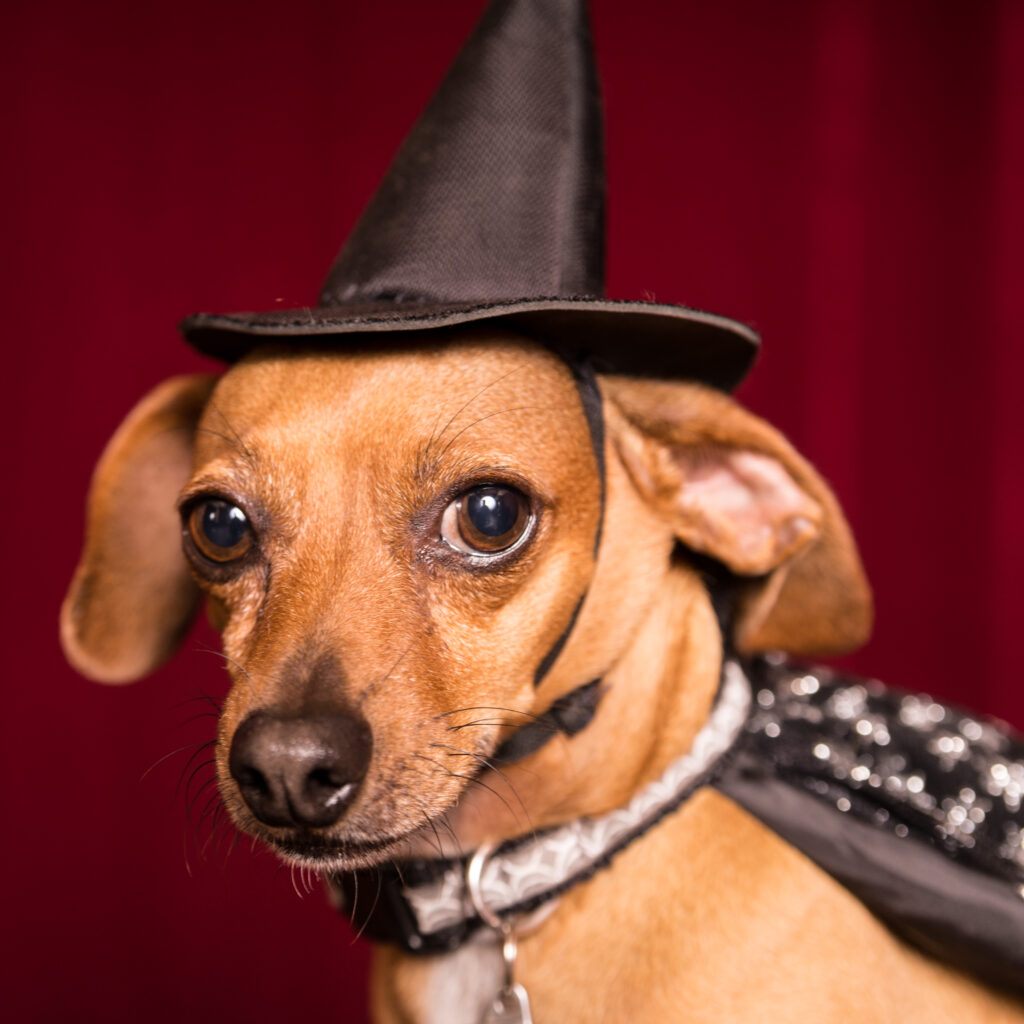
(181, 0, 759, 390)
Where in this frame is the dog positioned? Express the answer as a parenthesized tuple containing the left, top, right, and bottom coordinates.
(60, 329, 1024, 1022)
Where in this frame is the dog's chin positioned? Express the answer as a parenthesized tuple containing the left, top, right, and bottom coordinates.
(262, 830, 415, 872)
(251, 813, 464, 872)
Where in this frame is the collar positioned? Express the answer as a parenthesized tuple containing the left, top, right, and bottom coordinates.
(331, 658, 751, 953)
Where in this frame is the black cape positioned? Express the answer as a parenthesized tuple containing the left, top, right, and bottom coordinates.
(716, 655, 1024, 996)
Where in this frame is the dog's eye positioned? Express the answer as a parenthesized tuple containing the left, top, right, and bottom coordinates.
(441, 485, 531, 555)
(187, 499, 253, 563)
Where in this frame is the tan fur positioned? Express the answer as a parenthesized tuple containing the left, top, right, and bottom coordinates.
(378, 791, 1024, 1024)
(61, 373, 217, 682)
(62, 331, 1023, 1020)
(606, 377, 873, 655)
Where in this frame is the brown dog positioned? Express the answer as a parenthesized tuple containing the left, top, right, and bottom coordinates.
(61, 330, 1024, 1022)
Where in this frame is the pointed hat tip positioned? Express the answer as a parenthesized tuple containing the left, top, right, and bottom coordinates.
(320, 0, 605, 307)
(181, 0, 760, 390)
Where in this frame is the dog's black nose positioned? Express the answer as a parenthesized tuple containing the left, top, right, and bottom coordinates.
(228, 712, 372, 829)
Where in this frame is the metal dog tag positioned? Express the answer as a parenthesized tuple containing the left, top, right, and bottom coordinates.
(481, 982, 533, 1024)
(467, 846, 534, 1024)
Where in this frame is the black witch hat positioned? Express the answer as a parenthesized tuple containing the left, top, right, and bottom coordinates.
(181, 0, 759, 390)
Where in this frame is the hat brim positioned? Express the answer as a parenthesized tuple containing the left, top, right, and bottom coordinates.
(180, 296, 759, 392)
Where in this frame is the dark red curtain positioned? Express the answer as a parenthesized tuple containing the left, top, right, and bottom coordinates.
(4, 1, 1022, 1020)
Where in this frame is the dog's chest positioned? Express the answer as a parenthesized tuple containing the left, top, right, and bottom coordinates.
(425, 941, 502, 1024)
(380, 934, 503, 1024)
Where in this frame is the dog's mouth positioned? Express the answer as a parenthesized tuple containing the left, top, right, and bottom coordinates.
(266, 830, 403, 866)
(218, 731, 502, 871)
(261, 819, 452, 872)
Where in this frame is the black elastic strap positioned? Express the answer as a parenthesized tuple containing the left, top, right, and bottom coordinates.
(493, 677, 604, 764)
(332, 660, 737, 956)
(532, 592, 587, 687)
(532, 356, 606, 688)
(675, 546, 744, 644)
(568, 358, 606, 558)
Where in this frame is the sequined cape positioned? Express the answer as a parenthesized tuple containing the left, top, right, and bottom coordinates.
(715, 655, 1024, 996)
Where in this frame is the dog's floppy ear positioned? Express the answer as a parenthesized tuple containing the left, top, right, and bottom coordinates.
(61, 374, 218, 683)
(603, 376, 872, 655)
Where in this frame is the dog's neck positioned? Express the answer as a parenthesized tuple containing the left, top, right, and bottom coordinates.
(334, 566, 741, 955)
(406, 562, 723, 858)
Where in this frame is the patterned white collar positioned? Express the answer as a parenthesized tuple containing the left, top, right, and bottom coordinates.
(387, 659, 751, 948)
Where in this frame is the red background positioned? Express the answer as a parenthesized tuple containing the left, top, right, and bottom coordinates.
(4, 1, 1022, 1020)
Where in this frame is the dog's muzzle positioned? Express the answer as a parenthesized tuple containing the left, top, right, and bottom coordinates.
(228, 711, 372, 829)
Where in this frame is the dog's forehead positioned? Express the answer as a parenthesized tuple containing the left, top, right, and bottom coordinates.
(195, 332, 593, 470)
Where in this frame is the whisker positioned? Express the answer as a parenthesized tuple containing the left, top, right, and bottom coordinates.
(176, 709, 222, 729)
(207, 805, 231, 854)
(140, 739, 211, 782)
(425, 405, 446, 456)
(290, 864, 305, 901)
(427, 365, 526, 457)
(193, 646, 258, 702)
(413, 753, 526, 830)
(431, 741, 512, 773)
(350, 869, 385, 944)
(429, 742, 532, 827)
(447, 718, 553, 734)
(436, 404, 555, 459)
(186, 775, 218, 821)
(463, 774, 530, 830)
(172, 692, 223, 713)
(193, 425, 247, 454)
(197, 790, 223, 832)
(198, 798, 230, 858)
(349, 870, 360, 933)
(358, 640, 415, 707)
(419, 799, 461, 856)
(175, 742, 217, 800)
(393, 762, 459, 857)
(413, 803, 447, 859)
(183, 758, 217, 808)
(435, 704, 545, 723)
(199, 405, 256, 466)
